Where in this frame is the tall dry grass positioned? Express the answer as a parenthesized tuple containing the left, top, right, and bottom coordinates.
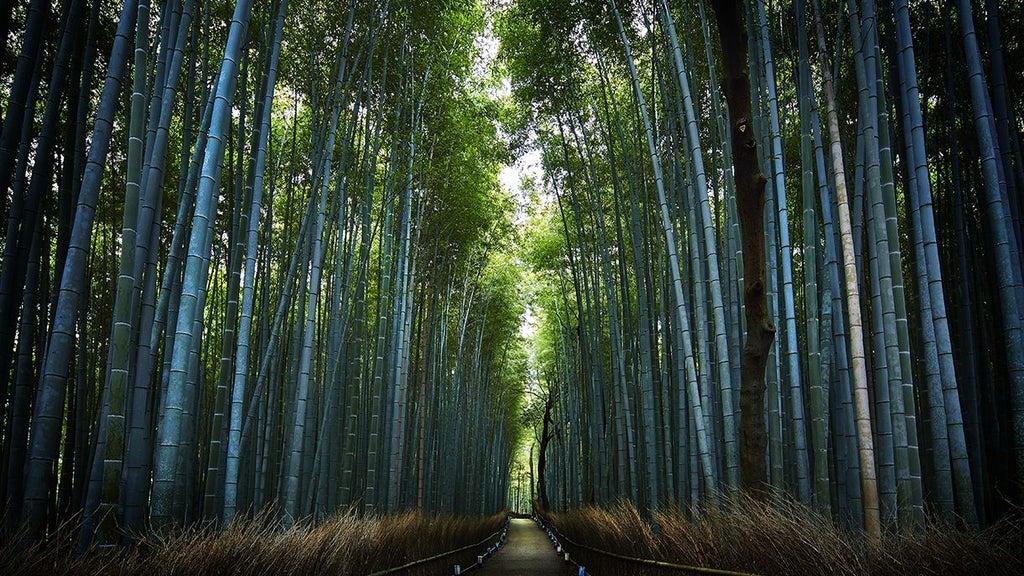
(541, 496, 1023, 576)
(1, 509, 506, 576)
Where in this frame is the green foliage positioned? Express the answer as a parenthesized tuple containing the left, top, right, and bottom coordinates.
(5, 0, 1024, 553)
(420, 90, 510, 265)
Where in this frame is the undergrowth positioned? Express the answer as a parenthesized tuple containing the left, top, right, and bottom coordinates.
(540, 496, 1023, 576)
(1, 509, 506, 576)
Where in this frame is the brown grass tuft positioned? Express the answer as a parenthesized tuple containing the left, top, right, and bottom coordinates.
(541, 495, 1023, 576)
(1, 509, 506, 576)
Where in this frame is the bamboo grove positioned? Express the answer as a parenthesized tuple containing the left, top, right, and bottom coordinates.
(502, 0, 1024, 539)
(0, 0, 529, 548)
(1, 0, 1023, 555)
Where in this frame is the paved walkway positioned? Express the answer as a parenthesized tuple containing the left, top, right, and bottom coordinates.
(473, 518, 573, 575)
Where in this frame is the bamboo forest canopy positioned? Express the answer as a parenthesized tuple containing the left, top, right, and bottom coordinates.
(0, 0, 1022, 552)
(499, 0, 1024, 538)
(0, 0, 527, 546)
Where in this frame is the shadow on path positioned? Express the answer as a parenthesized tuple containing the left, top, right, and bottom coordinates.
(472, 518, 575, 575)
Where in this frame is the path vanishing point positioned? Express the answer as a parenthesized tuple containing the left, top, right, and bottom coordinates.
(473, 518, 574, 576)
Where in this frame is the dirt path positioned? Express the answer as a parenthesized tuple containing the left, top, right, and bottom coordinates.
(471, 518, 574, 575)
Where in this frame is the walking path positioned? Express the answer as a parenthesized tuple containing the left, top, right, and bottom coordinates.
(473, 518, 573, 575)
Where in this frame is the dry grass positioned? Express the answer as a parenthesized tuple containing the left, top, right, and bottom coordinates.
(541, 496, 1023, 576)
(1, 509, 506, 576)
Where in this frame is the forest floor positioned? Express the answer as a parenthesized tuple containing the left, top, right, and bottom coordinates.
(474, 518, 574, 576)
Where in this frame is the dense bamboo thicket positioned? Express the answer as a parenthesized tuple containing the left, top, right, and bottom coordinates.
(501, 0, 1024, 540)
(1, 0, 1023, 563)
(0, 0, 526, 550)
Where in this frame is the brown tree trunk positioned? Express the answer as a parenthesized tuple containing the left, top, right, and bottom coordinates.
(710, 0, 774, 495)
(536, 388, 554, 511)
